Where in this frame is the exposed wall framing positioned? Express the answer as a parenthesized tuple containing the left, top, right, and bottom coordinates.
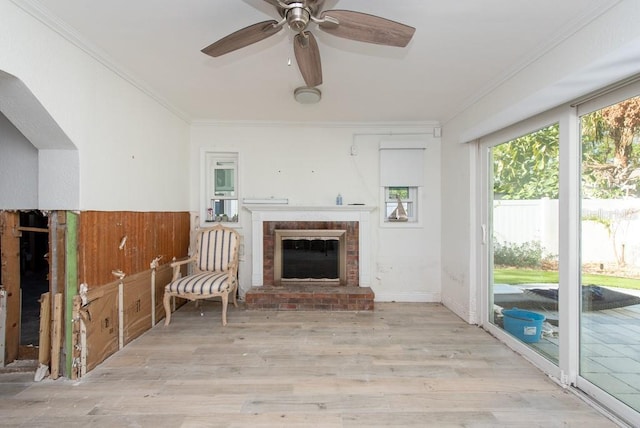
(2, 211, 189, 376)
(71, 211, 189, 376)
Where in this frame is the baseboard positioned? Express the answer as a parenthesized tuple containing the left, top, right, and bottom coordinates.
(374, 291, 441, 303)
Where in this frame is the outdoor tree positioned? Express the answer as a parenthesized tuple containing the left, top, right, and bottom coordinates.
(581, 97, 640, 267)
(581, 96, 640, 198)
(493, 124, 559, 199)
(493, 97, 640, 200)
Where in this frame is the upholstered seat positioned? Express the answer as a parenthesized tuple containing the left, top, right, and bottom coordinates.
(163, 225, 240, 326)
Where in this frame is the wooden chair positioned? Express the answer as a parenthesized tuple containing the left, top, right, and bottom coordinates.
(163, 225, 240, 326)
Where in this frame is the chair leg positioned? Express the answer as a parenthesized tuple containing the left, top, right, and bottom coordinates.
(220, 292, 229, 326)
(163, 292, 172, 326)
(231, 282, 238, 308)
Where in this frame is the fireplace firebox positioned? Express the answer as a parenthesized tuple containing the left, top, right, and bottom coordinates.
(274, 229, 347, 285)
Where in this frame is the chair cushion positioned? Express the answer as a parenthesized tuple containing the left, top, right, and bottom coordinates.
(166, 272, 231, 295)
(197, 228, 238, 272)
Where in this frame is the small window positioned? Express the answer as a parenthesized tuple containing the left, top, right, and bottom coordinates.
(205, 152, 238, 223)
(379, 140, 426, 225)
(384, 186, 418, 222)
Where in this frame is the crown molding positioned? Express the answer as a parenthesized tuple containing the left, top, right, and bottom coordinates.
(10, 0, 191, 123)
(189, 119, 440, 130)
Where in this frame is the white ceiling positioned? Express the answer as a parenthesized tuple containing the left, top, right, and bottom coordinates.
(26, 0, 617, 123)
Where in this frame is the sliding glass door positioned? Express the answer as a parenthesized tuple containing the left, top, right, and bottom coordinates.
(488, 123, 561, 364)
(579, 94, 640, 413)
(480, 84, 640, 423)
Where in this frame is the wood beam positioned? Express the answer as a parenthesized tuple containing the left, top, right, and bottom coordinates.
(0, 211, 21, 364)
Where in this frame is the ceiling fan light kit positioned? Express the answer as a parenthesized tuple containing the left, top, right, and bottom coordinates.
(294, 86, 321, 104)
(201, 1, 415, 93)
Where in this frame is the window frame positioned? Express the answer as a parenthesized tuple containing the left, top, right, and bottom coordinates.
(383, 186, 418, 223)
(203, 151, 239, 225)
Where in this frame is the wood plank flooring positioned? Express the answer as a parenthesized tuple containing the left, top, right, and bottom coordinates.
(0, 302, 619, 427)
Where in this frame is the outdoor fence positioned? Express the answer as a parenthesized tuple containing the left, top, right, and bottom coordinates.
(493, 198, 640, 267)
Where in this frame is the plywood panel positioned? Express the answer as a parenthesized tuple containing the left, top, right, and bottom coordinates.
(50, 293, 63, 379)
(122, 270, 152, 345)
(83, 280, 119, 373)
(38, 292, 51, 366)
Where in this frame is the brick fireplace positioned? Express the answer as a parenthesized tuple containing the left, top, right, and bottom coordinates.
(243, 205, 375, 311)
(264, 221, 358, 286)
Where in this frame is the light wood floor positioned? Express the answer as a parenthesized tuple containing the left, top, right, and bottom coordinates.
(0, 302, 619, 427)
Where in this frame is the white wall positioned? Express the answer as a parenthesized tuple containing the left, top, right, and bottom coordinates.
(190, 122, 441, 302)
(0, 112, 38, 209)
(441, 1, 640, 323)
(0, 1, 190, 211)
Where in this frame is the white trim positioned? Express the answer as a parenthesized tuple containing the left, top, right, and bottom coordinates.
(191, 120, 440, 130)
(576, 378, 640, 427)
(461, 36, 640, 143)
(379, 140, 428, 150)
(374, 291, 440, 303)
(558, 106, 581, 387)
(577, 78, 640, 115)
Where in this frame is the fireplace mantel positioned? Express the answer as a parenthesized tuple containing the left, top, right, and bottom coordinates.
(244, 205, 376, 287)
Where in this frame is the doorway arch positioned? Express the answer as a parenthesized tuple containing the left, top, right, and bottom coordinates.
(0, 69, 79, 367)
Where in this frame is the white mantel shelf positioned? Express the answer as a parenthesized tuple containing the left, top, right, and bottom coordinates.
(243, 204, 377, 212)
(244, 204, 376, 287)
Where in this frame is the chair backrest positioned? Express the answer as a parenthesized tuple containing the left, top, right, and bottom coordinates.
(195, 226, 239, 273)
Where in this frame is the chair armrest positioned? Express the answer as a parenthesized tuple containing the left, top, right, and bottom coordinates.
(170, 256, 194, 268)
(170, 256, 195, 281)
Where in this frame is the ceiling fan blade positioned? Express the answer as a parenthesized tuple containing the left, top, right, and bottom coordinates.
(201, 20, 282, 57)
(294, 31, 323, 87)
(319, 10, 415, 47)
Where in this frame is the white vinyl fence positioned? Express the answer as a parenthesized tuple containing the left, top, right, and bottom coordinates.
(493, 198, 640, 267)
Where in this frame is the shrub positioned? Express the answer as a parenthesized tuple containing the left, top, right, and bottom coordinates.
(493, 239, 551, 268)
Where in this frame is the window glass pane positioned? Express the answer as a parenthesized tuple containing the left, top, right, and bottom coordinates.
(388, 187, 409, 200)
(211, 199, 238, 222)
(205, 153, 238, 223)
(384, 186, 416, 222)
(385, 201, 413, 218)
(214, 167, 235, 195)
(490, 124, 560, 364)
(580, 96, 640, 413)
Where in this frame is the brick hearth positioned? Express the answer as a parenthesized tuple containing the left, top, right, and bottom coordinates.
(244, 284, 374, 311)
(244, 205, 376, 311)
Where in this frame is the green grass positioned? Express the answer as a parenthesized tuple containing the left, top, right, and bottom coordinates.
(494, 268, 640, 290)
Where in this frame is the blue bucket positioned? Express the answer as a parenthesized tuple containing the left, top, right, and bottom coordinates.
(502, 308, 545, 343)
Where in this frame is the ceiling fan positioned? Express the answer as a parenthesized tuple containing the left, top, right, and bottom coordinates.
(201, 0, 416, 87)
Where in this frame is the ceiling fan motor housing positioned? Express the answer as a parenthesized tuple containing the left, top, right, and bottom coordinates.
(286, 5, 311, 32)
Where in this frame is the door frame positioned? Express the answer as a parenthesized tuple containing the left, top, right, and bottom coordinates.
(0, 211, 21, 365)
